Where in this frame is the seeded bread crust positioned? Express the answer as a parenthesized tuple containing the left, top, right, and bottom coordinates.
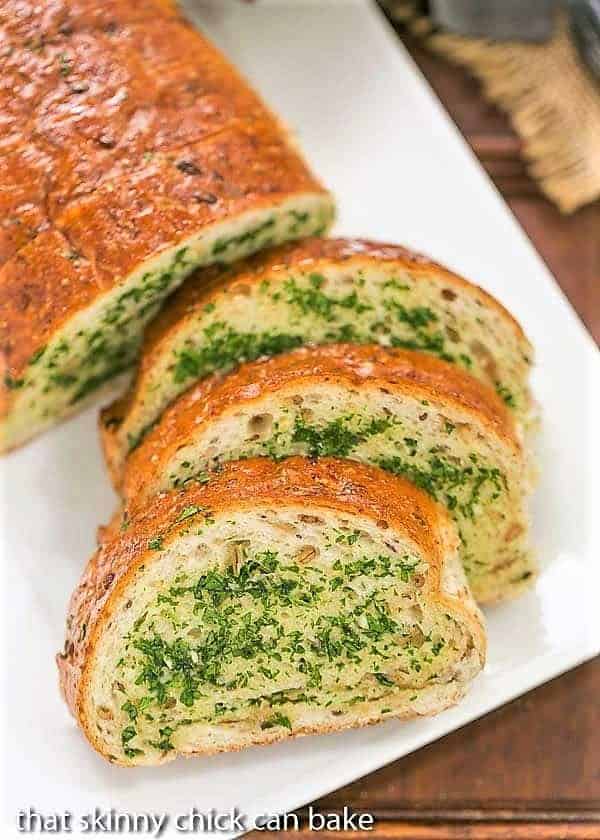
(100, 237, 534, 485)
(122, 343, 520, 508)
(0, 2, 333, 450)
(0, 1, 181, 43)
(57, 457, 486, 765)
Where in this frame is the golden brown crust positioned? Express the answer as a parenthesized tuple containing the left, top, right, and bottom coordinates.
(0, 1, 181, 45)
(57, 457, 463, 733)
(121, 343, 519, 507)
(0, 5, 328, 407)
(0, 229, 107, 405)
(100, 417, 130, 495)
(0, 128, 324, 383)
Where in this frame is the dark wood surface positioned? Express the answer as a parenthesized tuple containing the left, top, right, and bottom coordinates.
(249, 26, 600, 840)
(401, 36, 600, 346)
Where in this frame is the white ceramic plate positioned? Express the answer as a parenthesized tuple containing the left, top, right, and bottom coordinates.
(2, 2, 599, 837)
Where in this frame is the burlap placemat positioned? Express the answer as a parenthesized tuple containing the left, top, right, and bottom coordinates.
(384, 2, 600, 213)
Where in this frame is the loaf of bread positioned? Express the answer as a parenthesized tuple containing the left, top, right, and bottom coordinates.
(100, 238, 534, 482)
(0, 1, 334, 451)
(119, 344, 535, 603)
(57, 457, 485, 766)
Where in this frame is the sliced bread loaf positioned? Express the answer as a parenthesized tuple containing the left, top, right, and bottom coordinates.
(121, 344, 535, 603)
(57, 457, 485, 766)
(0, 4, 333, 451)
(100, 238, 535, 482)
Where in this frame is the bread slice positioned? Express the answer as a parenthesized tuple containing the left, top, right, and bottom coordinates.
(100, 238, 535, 483)
(57, 456, 485, 766)
(0, 3, 334, 452)
(120, 344, 535, 603)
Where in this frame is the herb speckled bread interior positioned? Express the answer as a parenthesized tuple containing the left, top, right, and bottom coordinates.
(57, 457, 485, 766)
(0, 0, 334, 452)
(100, 238, 535, 482)
(121, 344, 535, 603)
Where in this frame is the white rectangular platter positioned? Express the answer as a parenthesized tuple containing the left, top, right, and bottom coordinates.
(1, 2, 599, 837)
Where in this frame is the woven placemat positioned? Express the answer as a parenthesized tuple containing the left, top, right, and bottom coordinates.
(384, 2, 600, 213)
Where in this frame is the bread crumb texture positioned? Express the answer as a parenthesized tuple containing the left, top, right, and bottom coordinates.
(58, 457, 485, 766)
(122, 343, 536, 603)
(101, 237, 535, 479)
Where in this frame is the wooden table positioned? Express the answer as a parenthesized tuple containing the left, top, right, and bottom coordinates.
(249, 24, 600, 840)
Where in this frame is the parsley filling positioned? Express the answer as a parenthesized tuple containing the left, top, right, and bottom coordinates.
(169, 279, 468, 394)
(164, 273, 521, 435)
(168, 410, 511, 586)
(172, 325, 305, 386)
(285, 416, 506, 521)
(7, 202, 332, 445)
(113, 546, 460, 760)
(174, 413, 507, 525)
(123, 266, 525, 457)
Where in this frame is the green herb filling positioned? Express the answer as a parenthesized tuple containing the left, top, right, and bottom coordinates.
(115, 546, 456, 758)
